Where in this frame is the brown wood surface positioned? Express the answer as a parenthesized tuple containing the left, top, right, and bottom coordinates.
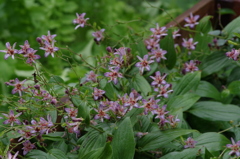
(166, 0, 240, 44)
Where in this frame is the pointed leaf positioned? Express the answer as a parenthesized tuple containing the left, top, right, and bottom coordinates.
(112, 117, 135, 159)
(228, 81, 240, 95)
(167, 93, 200, 111)
(138, 129, 196, 151)
(195, 132, 229, 151)
(194, 81, 221, 100)
(160, 30, 176, 69)
(172, 71, 201, 96)
(189, 101, 240, 121)
(130, 74, 152, 96)
(223, 16, 240, 39)
(161, 147, 200, 159)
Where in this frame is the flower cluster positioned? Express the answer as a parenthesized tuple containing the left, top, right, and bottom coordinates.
(226, 138, 240, 157)
(184, 137, 197, 148)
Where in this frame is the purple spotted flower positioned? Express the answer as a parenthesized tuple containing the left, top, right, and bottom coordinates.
(7, 151, 19, 159)
(5, 78, 27, 96)
(182, 38, 198, 50)
(155, 83, 173, 98)
(94, 108, 110, 122)
(226, 49, 240, 61)
(182, 38, 198, 54)
(142, 97, 159, 115)
(92, 29, 105, 43)
(93, 87, 105, 100)
(0, 42, 18, 59)
(135, 55, 154, 74)
(22, 140, 35, 155)
(85, 71, 98, 83)
(172, 29, 181, 39)
(104, 67, 123, 84)
(123, 92, 142, 110)
(184, 137, 197, 148)
(73, 13, 89, 29)
(150, 71, 167, 88)
(2, 110, 22, 126)
(40, 41, 59, 57)
(226, 138, 240, 157)
(18, 40, 31, 54)
(41, 31, 57, 43)
(182, 60, 200, 74)
(153, 105, 169, 119)
(65, 107, 78, 119)
(149, 48, 167, 62)
(150, 23, 168, 39)
(23, 48, 41, 64)
(184, 13, 200, 28)
(144, 38, 160, 50)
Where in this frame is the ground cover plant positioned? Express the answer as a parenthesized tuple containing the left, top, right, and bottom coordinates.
(1, 2, 240, 159)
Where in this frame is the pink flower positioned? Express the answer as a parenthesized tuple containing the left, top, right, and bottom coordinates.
(153, 105, 169, 119)
(123, 92, 142, 110)
(0, 42, 18, 59)
(22, 140, 35, 155)
(150, 71, 167, 88)
(18, 40, 31, 54)
(142, 97, 159, 115)
(182, 60, 200, 74)
(182, 38, 198, 54)
(150, 23, 168, 39)
(184, 137, 197, 148)
(144, 38, 160, 50)
(41, 31, 57, 43)
(2, 110, 22, 126)
(65, 107, 78, 119)
(92, 29, 105, 42)
(149, 48, 167, 62)
(135, 55, 154, 74)
(226, 138, 240, 157)
(155, 83, 173, 98)
(172, 29, 181, 39)
(6, 78, 27, 96)
(93, 87, 105, 100)
(40, 41, 59, 57)
(85, 71, 98, 82)
(184, 13, 200, 28)
(7, 151, 19, 159)
(167, 115, 180, 127)
(104, 67, 123, 84)
(94, 108, 110, 122)
(23, 48, 41, 64)
(226, 49, 240, 61)
(73, 13, 89, 29)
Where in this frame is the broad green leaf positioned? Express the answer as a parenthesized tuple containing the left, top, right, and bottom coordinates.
(189, 101, 240, 121)
(223, 16, 240, 38)
(227, 66, 240, 83)
(167, 93, 200, 111)
(160, 29, 176, 69)
(71, 95, 90, 125)
(78, 129, 107, 157)
(42, 132, 64, 141)
(138, 129, 196, 151)
(228, 81, 240, 95)
(130, 74, 152, 96)
(49, 76, 64, 84)
(194, 16, 212, 53)
(48, 149, 68, 159)
(172, 71, 201, 96)
(219, 8, 235, 15)
(112, 117, 135, 159)
(47, 110, 57, 123)
(82, 143, 112, 159)
(161, 147, 200, 159)
(122, 108, 144, 126)
(200, 51, 231, 77)
(195, 132, 229, 152)
(102, 82, 118, 101)
(26, 150, 49, 159)
(194, 81, 221, 100)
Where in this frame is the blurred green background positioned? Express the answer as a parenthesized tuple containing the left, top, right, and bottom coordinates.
(0, 0, 199, 97)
